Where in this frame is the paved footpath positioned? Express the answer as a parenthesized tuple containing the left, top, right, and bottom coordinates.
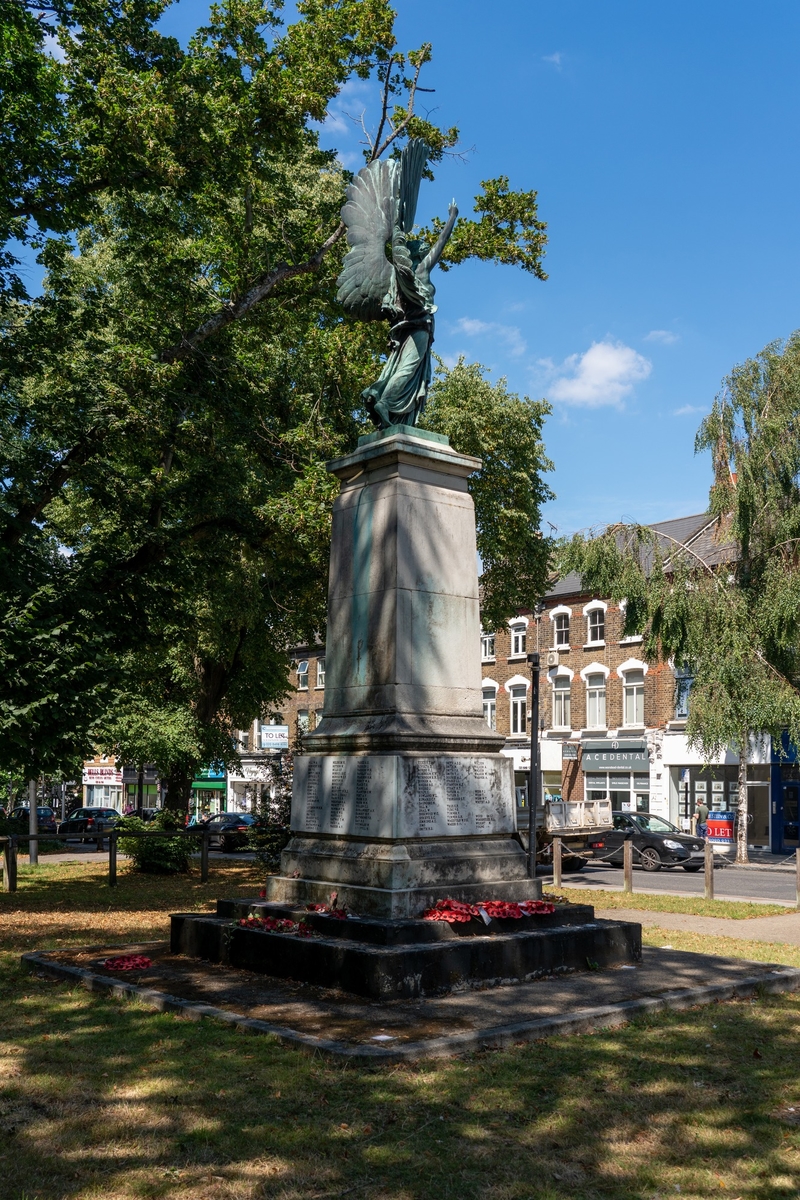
(599, 906, 800, 946)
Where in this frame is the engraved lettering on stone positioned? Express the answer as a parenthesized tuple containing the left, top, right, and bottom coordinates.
(329, 760, 347, 830)
(417, 762, 439, 833)
(304, 758, 323, 832)
(353, 760, 375, 834)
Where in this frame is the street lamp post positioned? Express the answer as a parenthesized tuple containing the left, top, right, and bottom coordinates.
(526, 651, 540, 880)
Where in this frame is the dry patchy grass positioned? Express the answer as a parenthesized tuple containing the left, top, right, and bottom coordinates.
(1, 863, 800, 1199)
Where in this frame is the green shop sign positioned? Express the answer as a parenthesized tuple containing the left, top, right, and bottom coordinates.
(581, 740, 649, 771)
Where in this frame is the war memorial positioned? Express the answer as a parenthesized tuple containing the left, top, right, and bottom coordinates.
(172, 140, 640, 997)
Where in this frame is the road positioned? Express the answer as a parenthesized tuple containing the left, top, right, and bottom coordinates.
(542, 861, 799, 905)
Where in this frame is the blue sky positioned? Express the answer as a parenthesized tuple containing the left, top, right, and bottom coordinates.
(59, 3, 800, 532)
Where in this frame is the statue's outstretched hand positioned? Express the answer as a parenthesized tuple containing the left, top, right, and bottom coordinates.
(448, 199, 458, 220)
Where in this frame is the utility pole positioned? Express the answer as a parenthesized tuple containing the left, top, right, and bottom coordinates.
(526, 651, 540, 880)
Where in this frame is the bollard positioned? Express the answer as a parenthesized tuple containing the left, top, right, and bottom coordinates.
(704, 838, 714, 901)
(623, 836, 633, 894)
(552, 836, 562, 890)
(109, 829, 117, 888)
(201, 828, 209, 883)
(3, 837, 18, 893)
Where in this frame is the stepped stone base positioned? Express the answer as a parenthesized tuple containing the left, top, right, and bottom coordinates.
(171, 899, 642, 1000)
(267, 834, 537, 918)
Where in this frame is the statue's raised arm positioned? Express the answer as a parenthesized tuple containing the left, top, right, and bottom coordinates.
(336, 139, 457, 429)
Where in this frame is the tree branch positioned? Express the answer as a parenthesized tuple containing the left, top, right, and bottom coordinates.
(371, 44, 430, 161)
(160, 221, 346, 364)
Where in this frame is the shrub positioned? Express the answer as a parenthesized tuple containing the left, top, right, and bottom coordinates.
(117, 810, 196, 874)
(248, 751, 293, 870)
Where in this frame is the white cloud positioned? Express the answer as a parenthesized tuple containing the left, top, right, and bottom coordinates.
(672, 404, 705, 416)
(543, 340, 652, 408)
(644, 329, 679, 344)
(542, 52, 563, 67)
(452, 316, 526, 358)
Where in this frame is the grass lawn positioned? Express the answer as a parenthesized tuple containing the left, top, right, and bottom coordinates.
(553, 886, 791, 920)
(1, 862, 800, 1200)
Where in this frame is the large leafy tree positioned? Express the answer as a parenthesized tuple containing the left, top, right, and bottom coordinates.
(560, 334, 800, 863)
(1, 0, 552, 799)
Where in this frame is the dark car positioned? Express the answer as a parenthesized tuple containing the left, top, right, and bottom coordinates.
(204, 812, 256, 852)
(589, 811, 707, 872)
(9, 806, 58, 835)
(58, 806, 120, 843)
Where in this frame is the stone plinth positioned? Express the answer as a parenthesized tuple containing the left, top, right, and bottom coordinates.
(171, 901, 642, 999)
(267, 427, 532, 918)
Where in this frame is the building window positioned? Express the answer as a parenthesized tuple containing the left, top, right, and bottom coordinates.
(482, 687, 497, 730)
(239, 730, 250, 752)
(297, 660, 309, 690)
(587, 608, 605, 644)
(297, 709, 309, 733)
(623, 669, 645, 726)
(586, 673, 606, 729)
(481, 632, 496, 661)
(510, 623, 527, 657)
(510, 685, 527, 735)
(554, 613, 570, 647)
(316, 658, 326, 688)
(552, 676, 571, 729)
(675, 669, 692, 718)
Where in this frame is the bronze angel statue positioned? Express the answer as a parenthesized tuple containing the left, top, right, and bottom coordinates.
(336, 139, 458, 429)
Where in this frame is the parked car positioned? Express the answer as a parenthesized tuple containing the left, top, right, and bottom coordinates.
(58, 806, 120, 843)
(203, 812, 256, 852)
(589, 811, 707, 872)
(9, 806, 58, 835)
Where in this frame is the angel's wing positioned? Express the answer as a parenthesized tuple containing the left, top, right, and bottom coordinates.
(398, 138, 427, 233)
(336, 158, 398, 321)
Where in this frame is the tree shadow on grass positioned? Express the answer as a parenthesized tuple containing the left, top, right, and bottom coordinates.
(2, 951, 799, 1200)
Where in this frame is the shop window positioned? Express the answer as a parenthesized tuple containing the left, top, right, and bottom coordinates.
(297, 709, 309, 733)
(297, 660, 309, 690)
(510, 623, 527, 658)
(586, 673, 606, 729)
(587, 608, 605, 644)
(552, 675, 571, 729)
(510, 685, 527, 735)
(481, 632, 496, 661)
(482, 687, 497, 730)
(316, 658, 326, 688)
(554, 612, 570, 647)
(623, 669, 645, 726)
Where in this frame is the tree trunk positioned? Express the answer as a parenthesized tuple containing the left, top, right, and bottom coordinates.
(736, 731, 749, 865)
(164, 767, 193, 818)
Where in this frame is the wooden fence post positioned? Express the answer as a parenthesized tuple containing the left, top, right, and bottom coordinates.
(4, 837, 18, 893)
(109, 830, 117, 888)
(201, 828, 209, 883)
(623, 836, 633, 894)
(552, 836, 562, 890)
(704, 839, 714, 901)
